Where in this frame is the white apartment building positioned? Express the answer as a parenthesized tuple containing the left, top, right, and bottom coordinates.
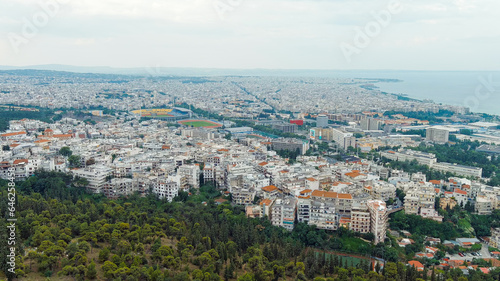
(297, 197, 311, 224)
(231, 187, 256, 205)
(270, 197, 297, 231)
(102, 178, 134, 199)
(178, 164, 200, 189)
(404, 186, 435, 215)
(475, 195, 492, 215)
(431, 162, 482, 178)
(72, 165, 113, 193)
(350, 203, 371, 234)
(381, 150, 437, 167)
(152, 181, 179, 202)
(309, 201, 338, 230)
(367, 200, 388, 244)
(331, 128, 356, 150)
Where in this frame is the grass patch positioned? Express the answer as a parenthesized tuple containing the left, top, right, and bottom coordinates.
(180, 120, 220, 128)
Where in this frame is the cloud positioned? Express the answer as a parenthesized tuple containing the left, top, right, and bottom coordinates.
(0, 0, 499, 70)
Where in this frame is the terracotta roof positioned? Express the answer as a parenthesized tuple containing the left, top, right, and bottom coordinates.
(454, 188, 467, 195)
(300, 189, 312, 194)
(345, 171, 365, 178)
(260, 199, 272, 206)
(13, 159, 28, 165)
(429, 180, 441, 184)
(1, 131, 26, 137)
(311, 190, 337, 199)
(258, 162, 268, 166)
(408, 261, 424, 271)
(53, 134, 72, 138)
(306, 177, 317, 181)
(337, 193, 353, 200)
(34, 139, 50, 143)
(480, 268, 490, 274)
(261, 185, 278, 192)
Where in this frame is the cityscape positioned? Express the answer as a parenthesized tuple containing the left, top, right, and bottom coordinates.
(1, 0, 500, 280)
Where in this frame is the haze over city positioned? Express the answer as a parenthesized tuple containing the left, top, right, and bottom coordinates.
(1, 0, 500, 70)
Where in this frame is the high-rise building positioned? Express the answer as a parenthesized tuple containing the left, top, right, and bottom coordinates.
(316, 114, 329, 128)
(426, 127, 449, 143)
(367, 200, 388, 244)
(361, 118, 381, 130)
(331, 128, 356, 150)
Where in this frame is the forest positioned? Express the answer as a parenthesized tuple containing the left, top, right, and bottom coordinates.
(1, 171, 499, 281)
(0, 107, 61, 131)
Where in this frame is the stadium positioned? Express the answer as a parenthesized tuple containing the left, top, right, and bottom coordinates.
(131, 107, 192, 121)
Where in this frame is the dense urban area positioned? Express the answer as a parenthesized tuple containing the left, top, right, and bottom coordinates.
(2, 70, 500, 281)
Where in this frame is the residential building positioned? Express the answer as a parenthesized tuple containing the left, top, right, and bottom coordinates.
(331, 128, 356, 150)
(367, 200, 388, 244)
(475, 195, 492, 215)
(72, 165, 113, 193)
(432, 162, 482, 178)
(270, 197, 297, 231)
(152, 181, 179, 202)
(350, 202, 371, 234)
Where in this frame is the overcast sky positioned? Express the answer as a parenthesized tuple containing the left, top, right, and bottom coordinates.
(0, 0, 499, 70)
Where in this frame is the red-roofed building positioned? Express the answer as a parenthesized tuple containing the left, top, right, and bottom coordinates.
(408, 261, 424, 271)
(480, 268, 490, 274)
(1, 131, 27, 140)
(261, 185, 279, 198)
(429, 180, 442, 186)
(305, 177, 320, 190)
(453, 188, 468, 206)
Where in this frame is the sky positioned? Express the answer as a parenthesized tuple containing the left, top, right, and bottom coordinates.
(0, 0, 499, 70)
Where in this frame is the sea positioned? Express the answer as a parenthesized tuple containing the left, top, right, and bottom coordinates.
(335, 70, 500, 116)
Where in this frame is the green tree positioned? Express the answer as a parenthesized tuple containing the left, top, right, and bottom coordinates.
(59, 146, 72, 157)
(68, 155, 82, 168)
(86, 260, 97, 279)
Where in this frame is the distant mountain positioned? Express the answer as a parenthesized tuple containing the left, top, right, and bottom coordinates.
(0, 64, 385, 77)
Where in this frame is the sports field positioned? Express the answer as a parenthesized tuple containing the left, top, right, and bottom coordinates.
(178, 120, 222, 128)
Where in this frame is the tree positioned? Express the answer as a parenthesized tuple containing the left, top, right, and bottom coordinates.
(68, 155, 82, 168)
(102, 261, 117, 279)
(98, 248, 110, 263)
(2, 145, 10, 151)
(59, 146, 72, 157)
(86, 260, 97, 279)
